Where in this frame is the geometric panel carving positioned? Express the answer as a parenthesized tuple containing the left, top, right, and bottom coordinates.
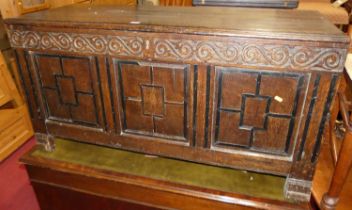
(116, 61, 188, 141)
(34, 55, 100, 127)
(214, 67, 305, 155)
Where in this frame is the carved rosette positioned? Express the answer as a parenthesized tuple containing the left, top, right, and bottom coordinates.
(8, 29, 346, 71)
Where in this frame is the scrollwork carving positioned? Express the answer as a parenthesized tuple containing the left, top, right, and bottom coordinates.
(154, 40, 194, 60)
(153, 38, 346, 71)
(7, 29, 345, 71)
(8, 30, 144, 57)
(108, 36, 143, 56)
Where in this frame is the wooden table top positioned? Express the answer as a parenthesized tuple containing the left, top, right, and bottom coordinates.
(4, 4, 348, 42)
(21, 139, 310, 210)
(23, 138, 287, 201)
(20, 138, 310, 210)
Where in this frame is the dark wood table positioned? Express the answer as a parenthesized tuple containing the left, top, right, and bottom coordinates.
(21, 138, 311, 210)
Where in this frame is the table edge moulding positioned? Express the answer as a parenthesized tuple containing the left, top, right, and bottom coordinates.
(4, 4, 350, 203)
(21, 138, 312, 210)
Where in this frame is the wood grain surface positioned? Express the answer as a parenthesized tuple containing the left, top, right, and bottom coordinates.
(4, 4, 347, 42)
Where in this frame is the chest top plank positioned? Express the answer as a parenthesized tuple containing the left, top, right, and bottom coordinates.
(4, 4, 348, 42)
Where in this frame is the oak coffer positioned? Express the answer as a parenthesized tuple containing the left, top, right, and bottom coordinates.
(4, 5, 349, 201)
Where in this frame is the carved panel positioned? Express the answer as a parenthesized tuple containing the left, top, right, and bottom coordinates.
(115, 61, 190, 142)
(7, 30, 346, 72)
(153, 39, 346, 71)
(213, 67, 306, 155)
(33, 54, 102, 127)
(9, 30, 144, 57)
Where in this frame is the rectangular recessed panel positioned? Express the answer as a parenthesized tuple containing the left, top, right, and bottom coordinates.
(153, 67, 185, 103)
(44, 89, 71, 120)
(253, 117, 291, 153)
(242, 96, 269, 129)
(154, 104, 185, 138)
(36, 56, 61, 88)
(125, 100, 154, 133)
(217, 111, 251, 147)
(221, 72, 257, 110)
(71, 94, 97, 125)
(121, 63, 150, 98)
(56, 76, 77, 105)
(62, 58, 92, 93)
(260, 75, 297, 115)
(141, 85, 164, 117)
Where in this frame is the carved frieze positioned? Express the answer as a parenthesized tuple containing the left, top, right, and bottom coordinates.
(9, 30, 144, 57)
(154, 39, 346, 71)
(8, 29, 346, 71)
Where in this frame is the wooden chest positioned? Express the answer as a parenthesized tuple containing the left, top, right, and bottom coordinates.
(4, 5, 349, 201)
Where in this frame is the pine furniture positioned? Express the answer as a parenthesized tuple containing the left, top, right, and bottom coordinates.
(0, 51, 33, 161)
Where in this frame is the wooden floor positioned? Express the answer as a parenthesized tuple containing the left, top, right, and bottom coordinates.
(312, 137, 352, 210)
